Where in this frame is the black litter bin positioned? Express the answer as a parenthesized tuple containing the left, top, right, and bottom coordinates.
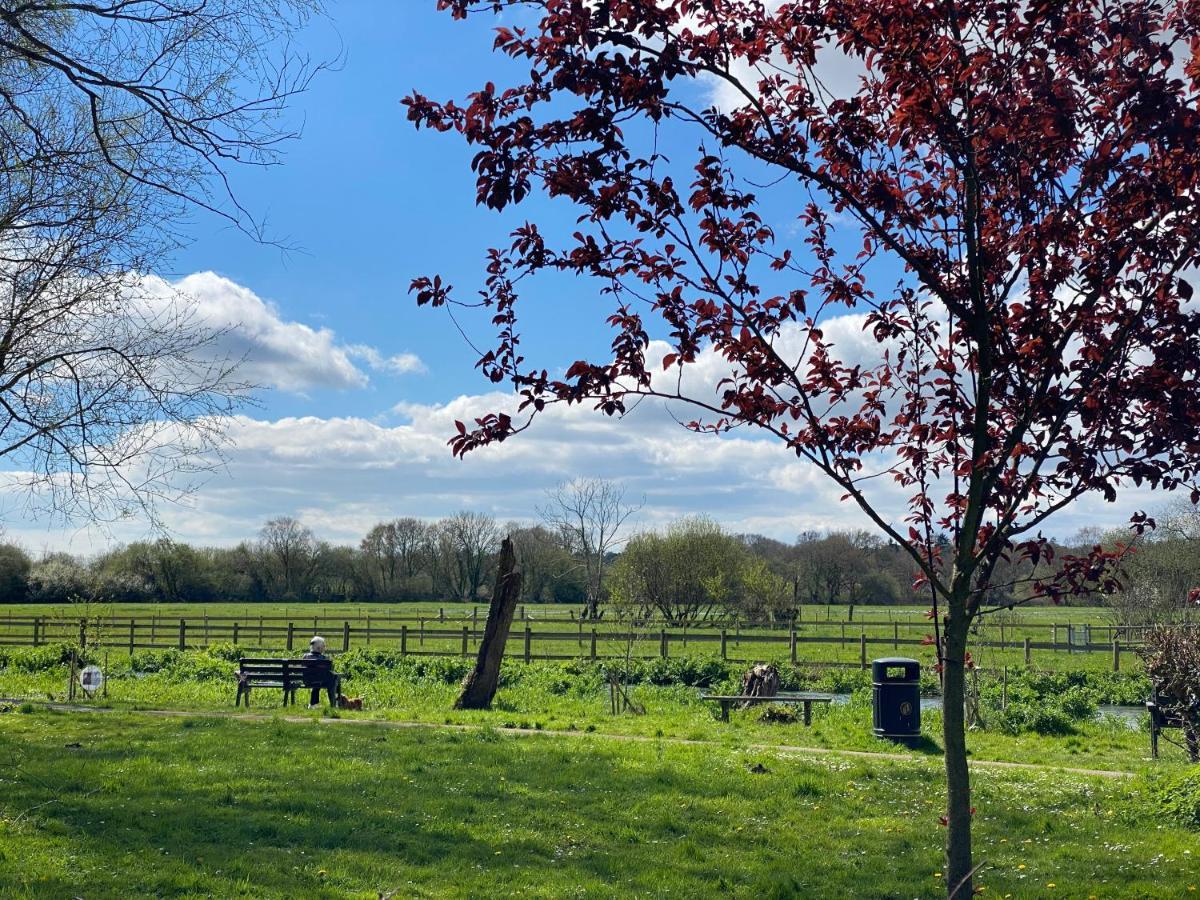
(872, 657, 920, 741)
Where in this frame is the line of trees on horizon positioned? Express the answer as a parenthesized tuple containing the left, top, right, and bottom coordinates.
(1, 494, 1195, 622)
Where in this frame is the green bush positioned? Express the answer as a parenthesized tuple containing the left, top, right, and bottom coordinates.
(1150, 768, 1200, 829)
(0, 643, 97, 672)
(992, 702, 1076, 736)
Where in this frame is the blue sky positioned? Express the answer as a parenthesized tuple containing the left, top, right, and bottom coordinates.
(4, 2, 1160, 554)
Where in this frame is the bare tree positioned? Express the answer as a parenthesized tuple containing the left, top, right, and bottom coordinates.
(432, 512, 499, 601)
(258, 516, 318, 600)
(0, 1, 324, 522)
(540, 478, 640, 620)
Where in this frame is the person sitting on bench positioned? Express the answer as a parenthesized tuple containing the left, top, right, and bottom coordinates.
(302, 635, 341, 708)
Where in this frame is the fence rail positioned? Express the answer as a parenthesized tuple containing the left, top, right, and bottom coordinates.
(0, 613, 1146, 672)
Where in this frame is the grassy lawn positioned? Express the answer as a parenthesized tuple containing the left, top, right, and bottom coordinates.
(0, 651, 1182, 772)
(0, 710, 1196, 898)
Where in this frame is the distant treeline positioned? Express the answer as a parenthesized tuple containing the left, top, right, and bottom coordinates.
(0, 509, 1196, 622)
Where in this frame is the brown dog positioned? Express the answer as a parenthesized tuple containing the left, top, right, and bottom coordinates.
(337, 693, 363, 711)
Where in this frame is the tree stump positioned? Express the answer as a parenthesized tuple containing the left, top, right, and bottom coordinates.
(741, 663, 780, 707)
(454, 537, 522, 710)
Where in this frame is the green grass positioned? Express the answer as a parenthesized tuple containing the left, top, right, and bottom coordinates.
(0, 710, 1196, 898)
(0, 651, 1182, 771)
(0, 600, 1141, 674)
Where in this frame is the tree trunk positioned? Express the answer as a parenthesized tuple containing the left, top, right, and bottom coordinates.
(943, 613, 974, 897)
(454, 537, 522, 710)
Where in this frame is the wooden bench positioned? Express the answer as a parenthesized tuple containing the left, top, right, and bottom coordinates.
(235, 657, 339, 707)
(700, 692, 835, 725)
(1147, 689, 1199, 760)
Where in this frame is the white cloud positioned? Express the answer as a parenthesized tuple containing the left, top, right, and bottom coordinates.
(140, 271, 425, 392)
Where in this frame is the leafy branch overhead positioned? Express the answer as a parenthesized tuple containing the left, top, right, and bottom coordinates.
(405, 2, 1200, 894)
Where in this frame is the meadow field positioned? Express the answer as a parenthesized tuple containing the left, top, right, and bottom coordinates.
(0, 628, 1197, 897)
(0, 602, 1151, 675)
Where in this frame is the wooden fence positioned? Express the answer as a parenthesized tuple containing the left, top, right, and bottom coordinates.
(0, 612, 1149, 672)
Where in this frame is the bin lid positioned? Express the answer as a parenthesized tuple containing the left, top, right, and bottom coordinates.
(871, 657, 920, 680)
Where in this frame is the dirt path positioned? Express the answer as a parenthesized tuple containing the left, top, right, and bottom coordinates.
(12, 700, 1135, 779)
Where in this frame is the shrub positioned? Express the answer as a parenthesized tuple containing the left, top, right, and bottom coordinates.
(992, 702, 1076, 736)
(1151, 769, 1200, 830)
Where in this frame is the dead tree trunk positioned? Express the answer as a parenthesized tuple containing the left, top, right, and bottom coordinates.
(455, 537, 522, 710)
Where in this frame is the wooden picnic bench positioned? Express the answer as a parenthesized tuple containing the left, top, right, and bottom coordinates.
(235, 657, 339, 707)
(700, 692, 835, 725)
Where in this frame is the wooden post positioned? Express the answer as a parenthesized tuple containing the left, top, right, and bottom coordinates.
(129, 618, 136, 654)
(367, 615, 372, 646)
(420, 618, 425, 647)
(660, 629, 668, 658)
(1112, 638, 1120, 672)
(893, 621, 899, 651)
(789, 628, 797, 663)
(287, 622, 294, 651)
(720, 629, 728, 660)
(204, 613, 210, 647)
(1067, 621, 1073, 655)
(178, 619, 186, 651)
(258, 616, 263, 644)
(1023, 637, 1031, 666)
(79, 618, 87, 648)
(590, 629, 598, 660)
(439, 607, 445, 622)
(233, 621, 240, 646)
(461, 625, 470, 657)
(151, 617, 157, 645)
(401, 625, 408, 656)
(343, 621, 351, 653)
(860, 632, 867, 670)
(840, 623, 846, 647)
(999, 621, 1006, 652)
(520, 605, 526, 621)
(578, 618, 583, 648)
(32, 617, 39, 647)
(524, 625, 532, 663)
(1052, 623, 1059, 649)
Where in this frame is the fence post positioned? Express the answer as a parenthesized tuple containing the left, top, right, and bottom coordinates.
(79, 618, 86, 648)
(439, 607, 444, 623)
(258, 616, 263, 645)
(401, 625, 408, 656)
(287, 622, 294, 652)
(860, 632, 867, 670)
(1023, 637, 1031, 666)
(32, 617, 40, 647)
(1112, 638, 1120, 672)
(367, 615, 372, 646)
(1052, 623, 1059, 649)
(660, 629, 668, 658)
(789, 628, 797, 663)
(841, 623, 846, 647)
(590, 629, 597, 660)
(578, 618, 583, 648)
(524, 625, 532, 663)
(520, 605, 526, 621)
(343, 621, 351, 653)
(419, 618, 425, 647)
(720, 629, 728, 660)
(151, 616, 157, 645)
(462, 625, 469, 657)
(178, 619, 186, 651)
(233, 621, 240, 646)
(893, 622, 899, 651)
(129, 618, 136, 654)
(999, 621, 1006, 653)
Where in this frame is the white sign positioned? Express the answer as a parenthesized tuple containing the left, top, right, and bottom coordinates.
(78, 665, 104, 697)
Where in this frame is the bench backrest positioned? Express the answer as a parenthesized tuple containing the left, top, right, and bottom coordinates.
(239, 657, 332, 687)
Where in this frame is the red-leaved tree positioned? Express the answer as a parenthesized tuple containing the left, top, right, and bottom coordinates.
(405, 2, 1200, 893)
